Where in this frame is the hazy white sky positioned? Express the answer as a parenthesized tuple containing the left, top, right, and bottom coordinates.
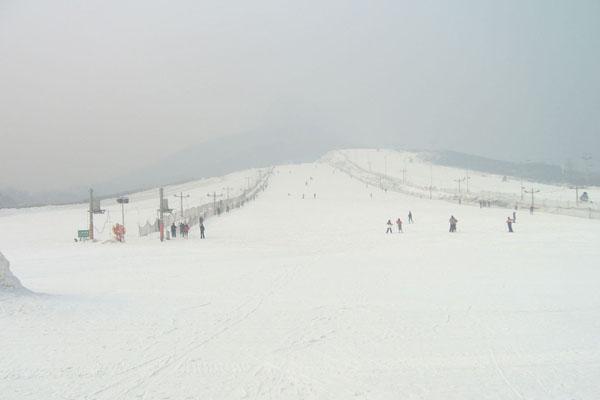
(1, 0, 599, 191)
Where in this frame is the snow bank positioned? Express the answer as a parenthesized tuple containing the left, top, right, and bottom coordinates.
(0, 251, 25, 291)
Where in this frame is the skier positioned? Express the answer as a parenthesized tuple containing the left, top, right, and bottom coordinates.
(183, 223, 190, 238)
(179, 222, 185, 237)
(386, 219, 393, 234)
(171, 223, 177, 238)
(396, 218, 403, 233)
(200, 223, 206, 239)
(506, 216, 514, 232)
(408, 211, 414, 224)
(449, 215, 458, 232)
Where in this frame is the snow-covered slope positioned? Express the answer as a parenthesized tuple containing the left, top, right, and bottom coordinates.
(1, 154, 599, 399)
(324, 149, 600, 219)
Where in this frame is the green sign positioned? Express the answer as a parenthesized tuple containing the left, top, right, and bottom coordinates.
(78, 230, 90, 239)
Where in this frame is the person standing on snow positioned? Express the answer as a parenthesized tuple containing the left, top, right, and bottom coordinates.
(396, 218, 403, 233)
(408, 211, 414, 224)
(386, 219, 393, 234)
(512, 210, 517, 223)
(200, 223, 206, 239)
(449, 215, 458, 232)
(507, 217, 514, 232)
(171, 223, 177, 238)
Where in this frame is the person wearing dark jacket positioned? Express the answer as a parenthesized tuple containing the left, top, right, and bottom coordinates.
(200, 223, 205, 239)
(449, 215, 458, 232)
(171, 223, 177, 238)
(386, 219, 393, 234)
(507, 217, 514, 232)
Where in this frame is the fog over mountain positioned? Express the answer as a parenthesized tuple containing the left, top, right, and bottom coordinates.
(1, 0, 599, 203)
(2, 130, 598, 208)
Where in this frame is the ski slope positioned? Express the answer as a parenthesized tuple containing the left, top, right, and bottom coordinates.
(1, 154, 600, 399)
(325, 149, 600, 219)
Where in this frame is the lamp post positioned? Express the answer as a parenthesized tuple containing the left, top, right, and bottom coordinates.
(174, 192, 190, 222)
(116, 197, 129, 227)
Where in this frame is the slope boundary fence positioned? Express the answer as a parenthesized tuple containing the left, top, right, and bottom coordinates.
(325, 152, 600, 220)
(138, 168, 274, 237)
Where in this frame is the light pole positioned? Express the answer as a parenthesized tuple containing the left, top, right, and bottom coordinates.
(207, 192, 223, 212)
(89, 189, 94, 241)
(116, 197, 129, 227)
(454, 177, 466, 194)
(524, 187, 540, 213)
(465, 170, 470, 193)
(429, 164, 433, 200)
(174, 192, 190, 222)
(520, 159, 531, 201)
(384, 155, 388, 176)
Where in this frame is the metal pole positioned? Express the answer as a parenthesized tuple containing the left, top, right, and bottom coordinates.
(524, 187, 540, 211)
(223, 187, 231, 200)
(121, 202, 125, 227)
(384, 155, 388, 176)
(454, 178, 462, 194)
(159, 187, 164, 242)
(89, 188, 94, 241)
(173, 192, 190, 222)
(429, 164, 433, 200)
(520, 181, 524, 201)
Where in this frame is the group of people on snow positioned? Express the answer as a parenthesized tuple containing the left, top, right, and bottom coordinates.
(171, 222, 190, 239)
(386, 211, 414, 233)
(168, 219, 207, 239)
(386, 210, 518, 234)
(169, 218, 207, 239)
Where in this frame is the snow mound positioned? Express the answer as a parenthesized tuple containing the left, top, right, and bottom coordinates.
(0, 252, 26, 292)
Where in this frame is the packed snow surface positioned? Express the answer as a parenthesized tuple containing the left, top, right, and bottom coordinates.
(1, 157, 600, 399)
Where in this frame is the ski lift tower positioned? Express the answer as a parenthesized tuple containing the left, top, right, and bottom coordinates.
(158, 188, 173, 242)
(88, 189, 105, 241)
